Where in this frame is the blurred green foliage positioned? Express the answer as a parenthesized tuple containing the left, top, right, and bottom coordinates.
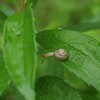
(34, 0, 100, 31)
(0, 0, 100, 35)
(0, 0, 100, 99)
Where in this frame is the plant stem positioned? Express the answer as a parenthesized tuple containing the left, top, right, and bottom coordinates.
(19, 0, 25, 12)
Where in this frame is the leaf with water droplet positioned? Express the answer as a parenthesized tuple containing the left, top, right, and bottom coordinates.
(36, 29, 100, 91)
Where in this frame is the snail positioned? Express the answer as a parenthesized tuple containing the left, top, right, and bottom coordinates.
(43, 49, 68, 61)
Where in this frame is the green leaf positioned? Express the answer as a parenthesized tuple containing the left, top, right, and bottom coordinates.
(0, 51, 10, 95)
(24, 5, 37, 88)
(0, 11, 7, 33)
(67, 22, 100, 32)
(79, 88, 100, 100)
(36, 29, 100, 91)
(25, 0, 38, 8)
(35, 76, 82, 100)
(3, 6, 36, 100)
(0, 82, 24, 100)
(46, 58, 64, 77)
(83, 30, 100, 42)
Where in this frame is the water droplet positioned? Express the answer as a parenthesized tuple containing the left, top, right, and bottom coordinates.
(58, 27, 62, 30)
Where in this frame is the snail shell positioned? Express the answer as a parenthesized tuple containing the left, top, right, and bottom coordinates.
(53, 49, 68, 61)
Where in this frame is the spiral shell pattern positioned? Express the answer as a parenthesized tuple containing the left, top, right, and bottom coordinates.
(53, 49, 68, 61)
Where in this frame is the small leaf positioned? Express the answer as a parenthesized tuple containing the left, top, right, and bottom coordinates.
(36, 76, 82, 100)
(25, 0, 38, 8)
(0, 11, 7, 33)
(0, 51, 10, 95)
(67, 22, 100, 32)
(79, 88, 100, 100)
(36, 29, 100, 91)
(3, 6, 36, 100)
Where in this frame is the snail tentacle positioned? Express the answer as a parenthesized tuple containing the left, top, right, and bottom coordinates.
(43, 52, 53, 58)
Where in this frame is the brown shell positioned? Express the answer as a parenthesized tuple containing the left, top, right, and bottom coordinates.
(53, 49, 68, 61)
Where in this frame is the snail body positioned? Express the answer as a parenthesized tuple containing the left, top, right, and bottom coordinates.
(43, 49, 68, 61)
